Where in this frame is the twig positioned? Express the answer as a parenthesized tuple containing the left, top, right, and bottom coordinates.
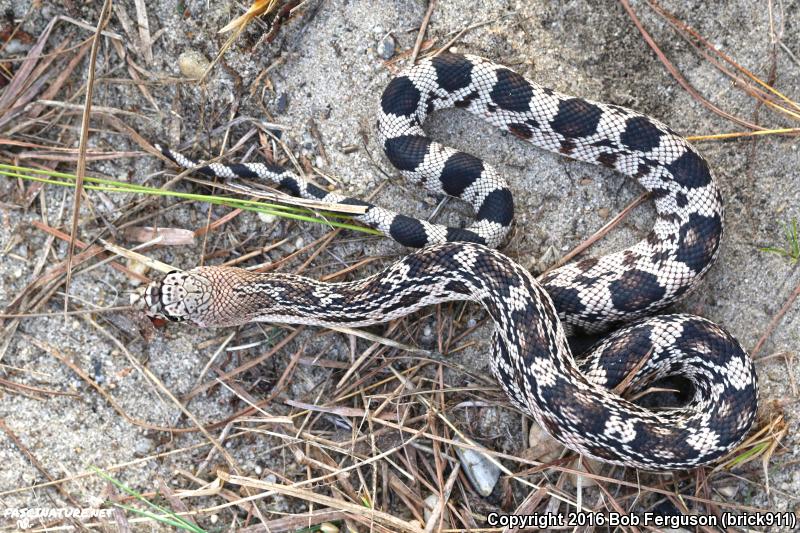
(618, 0, 763, 130)
(0, 418, 82, 507)
(540, 192, 649, 277)
(752, 277, 800, 357)
(411, 1, 437, 65)
(64, 0, 113, 320)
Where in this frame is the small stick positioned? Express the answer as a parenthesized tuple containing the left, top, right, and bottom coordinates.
(31, 220, 150, 283)
(64, 0, 113, 321)
(539, 192, 649, 278)
(618, 0, 763, 131)
(752, 278, 800, 357)
(411, 0, 437, 65)
(0, 418, 82, 507)
(0, 305, 131, 319)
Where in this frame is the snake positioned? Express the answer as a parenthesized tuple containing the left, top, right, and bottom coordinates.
(139, 54, 758, 469)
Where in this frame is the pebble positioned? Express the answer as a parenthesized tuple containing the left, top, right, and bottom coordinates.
(535, 245, 559, 272)
(209, 514, 219, 524)
(294, 236, 305, 249)
(597, 207, 610, 219)
(177, 50, 209, 79)
(377, 34, 396, 59)
(92, 358, 104, 384)
(126, 258, 150, 286)
(301, 132, 314, 151)
(422, 325, 433, 338)
(454, 438, 500, 496)
(527, 423, 563, 463)
(320, 523, 339, 533)
(573, 457, 603, 488)
(716, 484, 738, 498)
(274, 92, 289, 114)
(4, 39, 31, 55)
(134, 438, 153, 455)
(257, 212, 278, 224)
(422, 494, 435, 520)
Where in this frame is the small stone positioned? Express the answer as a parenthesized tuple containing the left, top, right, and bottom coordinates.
(301, 131, 314, 151)
(209, 514, 219, 524)
(177, 50, 209, 79)
(341, 144, 359, 154)
(274, 92, 289, 114)
(531, 245, 559, 273)
(127, 258, 150, 286)
(377, 34, 396, 60)
(579, 177, 592, 186)
(4, 39, 31, 55)
(257, 212, 277, 224)
(597, 207, 610, 219)
(294, 236, 305, 249)
(528, 423, 563, 463)
(454, 438, 500, 497)
(254, 464, 263, 475)
(717, 484, 738, 498)
(320, 523, 339, 533)
(422, 325, 433, 338)
(573, 458, 603, 488)
(423, 494, 451, 528)
(134, 438, 153, 455)
(423, 494, 438, 522)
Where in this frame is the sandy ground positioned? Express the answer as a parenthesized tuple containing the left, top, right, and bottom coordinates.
(0, 0, 798, 531)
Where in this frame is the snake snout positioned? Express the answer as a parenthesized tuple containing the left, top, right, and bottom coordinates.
(129, 279, 169, 319)
(129, 287, 147, 310)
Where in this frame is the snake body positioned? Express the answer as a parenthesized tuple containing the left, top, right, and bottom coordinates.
(158, 53, 723, 333)
(141, 54, 757, 469)
(134, 243, 756, 469)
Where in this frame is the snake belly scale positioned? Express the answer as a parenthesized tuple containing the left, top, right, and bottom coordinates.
(140, 53, 757, 469)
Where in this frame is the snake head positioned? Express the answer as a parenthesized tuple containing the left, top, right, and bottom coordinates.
(130, 270, 212, 324)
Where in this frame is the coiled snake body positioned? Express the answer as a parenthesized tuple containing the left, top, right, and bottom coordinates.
(139, 54, 757, 469)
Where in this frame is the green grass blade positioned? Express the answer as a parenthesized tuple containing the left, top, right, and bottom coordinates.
(726, 441, 770, 468)
(109, 502, 204, 532)
(0, 164, 381, 235)
(90, 466, 205, 532)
